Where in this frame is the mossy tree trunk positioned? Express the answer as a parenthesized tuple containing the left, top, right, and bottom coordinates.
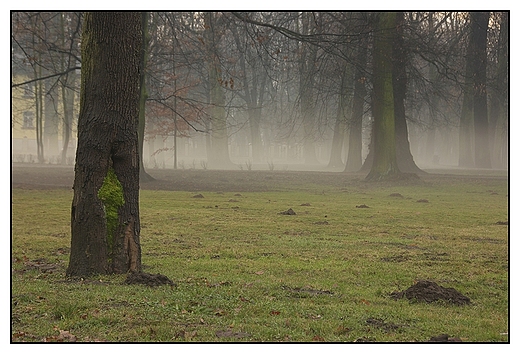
(67, 12, 143, 277)
(365, 12, 401, 181)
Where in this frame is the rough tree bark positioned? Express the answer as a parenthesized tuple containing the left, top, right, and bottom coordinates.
(67, 12, 143, 277)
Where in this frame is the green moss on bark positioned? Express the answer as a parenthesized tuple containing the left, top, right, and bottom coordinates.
(98, 167, 124, 256)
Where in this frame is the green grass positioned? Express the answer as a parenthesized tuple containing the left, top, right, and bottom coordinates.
(11, 174, 509, 342)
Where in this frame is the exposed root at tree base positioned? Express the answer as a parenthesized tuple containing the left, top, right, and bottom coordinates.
(124, 272, 176, 287)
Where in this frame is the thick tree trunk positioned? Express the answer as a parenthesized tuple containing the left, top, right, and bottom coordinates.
(366, 12, 401, 181)
(67, 12, 143, 277)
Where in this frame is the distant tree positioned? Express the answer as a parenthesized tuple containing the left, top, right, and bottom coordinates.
(471, 11, 492, 169)
(328, 62, 350, 169)
(203, 12, 233, 168)
(458, 16, 475, 168)
(344, 36, 368, 172)
(229, 15, 271, 163)
(488, 12, 508, 168)
(392, 12, 423, 174)
(299, 12, 320, 165)
(58, 12, 81, 165)
(11, 12, 82, 164)
(137, 12, 154, 181)
(67, 12, 143, 276)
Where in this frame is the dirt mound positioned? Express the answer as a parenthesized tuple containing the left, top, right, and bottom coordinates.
(279, 208, 296, 215)
(390, 280, 470, 305)
(124, 272, 175, 287)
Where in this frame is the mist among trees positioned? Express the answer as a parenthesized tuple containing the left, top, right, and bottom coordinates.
(12, 11, 509, 173)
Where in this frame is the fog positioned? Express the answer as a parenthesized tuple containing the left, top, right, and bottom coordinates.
(11, 12, 508, 173)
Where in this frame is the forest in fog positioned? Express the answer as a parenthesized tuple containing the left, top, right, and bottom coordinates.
(11, 12, 508, 172)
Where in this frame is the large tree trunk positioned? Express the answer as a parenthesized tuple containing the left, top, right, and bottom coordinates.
(471, 12, 492, 169)
(67, 12, 143, 277)
(366, 12, 401, 181)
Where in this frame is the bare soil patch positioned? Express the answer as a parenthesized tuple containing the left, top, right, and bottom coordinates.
(124, 272, 176, 287)
(390, 280, 471, 305)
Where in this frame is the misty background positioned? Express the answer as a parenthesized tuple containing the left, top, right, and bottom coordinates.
(11, 12, 508, 172)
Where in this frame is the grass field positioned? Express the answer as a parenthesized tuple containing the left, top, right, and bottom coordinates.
(11, 171, 509, 342)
